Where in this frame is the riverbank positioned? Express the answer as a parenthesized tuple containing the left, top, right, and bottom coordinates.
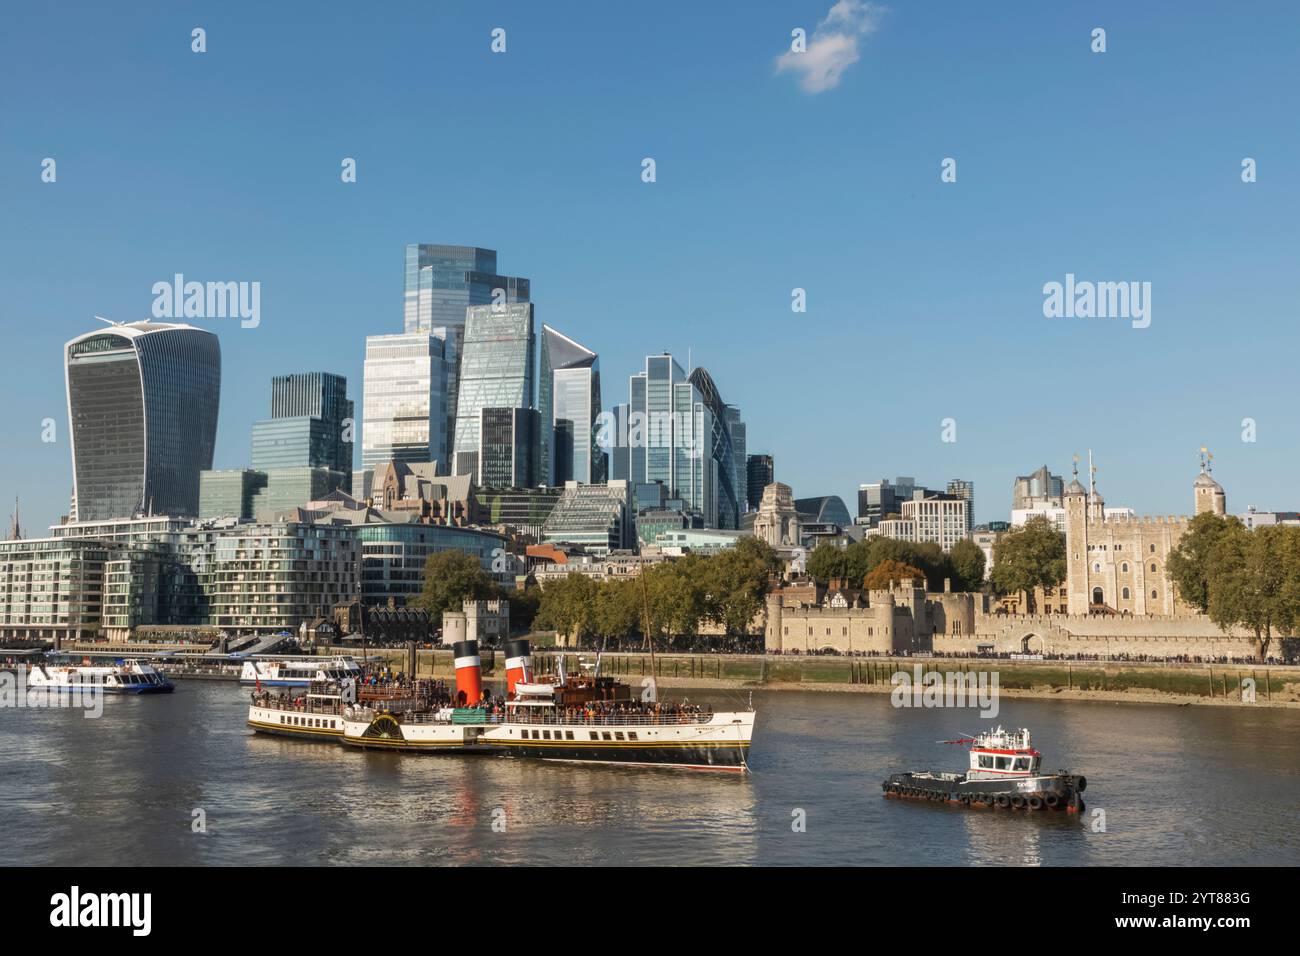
(344, 648, 1300, 709)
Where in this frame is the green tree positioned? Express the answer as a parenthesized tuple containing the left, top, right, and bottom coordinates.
(593, 579, 641, 643)
(807, 543, 847, 584)
(506, 584, 542, 632)
(1167, 512, 1239, 613)
(703, 539, 773, 634)
(534, 573, 600, 644)
(641, 558, 707, 643)
(412, 550, 497, 620)
(948, 538, 987, 593)
(989, 515, 1066, 613)
(1203, 522, 1294, 661)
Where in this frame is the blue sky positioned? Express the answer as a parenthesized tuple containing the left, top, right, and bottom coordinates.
(2, 0, 1298, 532)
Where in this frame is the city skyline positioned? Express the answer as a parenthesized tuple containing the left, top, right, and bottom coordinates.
(4, 1, 1299, 531)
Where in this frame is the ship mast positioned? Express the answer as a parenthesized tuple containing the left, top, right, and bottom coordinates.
(638, 558, 657, 683)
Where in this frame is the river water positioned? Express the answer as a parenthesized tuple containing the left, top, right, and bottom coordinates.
(1, 681, 1296, 866)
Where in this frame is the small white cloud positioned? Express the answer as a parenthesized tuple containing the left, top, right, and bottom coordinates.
(776, 0, 884, 94)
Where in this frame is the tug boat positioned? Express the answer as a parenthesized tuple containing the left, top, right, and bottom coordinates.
(882, 727, 1086, 812)
(27, 659, 174, 695)
(239, 656, 361, 687)
(340, 639, 755, 771)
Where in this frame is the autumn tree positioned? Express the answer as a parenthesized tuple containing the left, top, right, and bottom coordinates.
(863, 559, 926, 590)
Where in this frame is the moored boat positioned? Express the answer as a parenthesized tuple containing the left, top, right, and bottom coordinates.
(28, 659, 174, 695)
(882, 727, 1086, 812)
(239, 656, 361, 687)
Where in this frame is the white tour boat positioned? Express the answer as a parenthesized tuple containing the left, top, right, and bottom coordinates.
(27, 659, 174, 695)
(239, 656, 361, 687)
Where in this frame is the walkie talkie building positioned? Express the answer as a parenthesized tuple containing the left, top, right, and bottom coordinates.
(65, 321, 221, 521)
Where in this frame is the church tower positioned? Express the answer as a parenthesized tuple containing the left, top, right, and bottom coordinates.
(1193, 447, 1226, 516)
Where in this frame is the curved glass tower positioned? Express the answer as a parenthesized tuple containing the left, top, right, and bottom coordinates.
(65, 321, 221, 520)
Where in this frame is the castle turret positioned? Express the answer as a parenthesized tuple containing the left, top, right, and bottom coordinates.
(1194, 448, 1226, 516)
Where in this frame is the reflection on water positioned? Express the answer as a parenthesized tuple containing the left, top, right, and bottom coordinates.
(0, 681, 1296, 866)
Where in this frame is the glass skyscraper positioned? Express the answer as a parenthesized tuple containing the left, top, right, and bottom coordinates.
(402, 244, 529, 448)
(451, 303, 535, 475)
(65, 321, 221, 521)
(479, 407, 540, 488)
(251, 371, 353, 477)
(607, 353, 742, 529)
(362, 332, 447, 469)
(539, 325, 601, 486)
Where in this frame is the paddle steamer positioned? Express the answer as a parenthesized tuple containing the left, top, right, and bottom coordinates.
(339, 639, 755, 771)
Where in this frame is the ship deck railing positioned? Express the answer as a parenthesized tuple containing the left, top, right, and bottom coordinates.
(343, 707, 717, 727)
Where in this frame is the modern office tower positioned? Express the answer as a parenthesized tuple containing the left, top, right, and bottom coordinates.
(539, 325, 601, 486)
(252, 372, 353, 479)
(1011, 465, 1065, 511)
(611, 354, 741, 529)
(452, 303, 536, 473)
(199, 469, 267, 520)
(479, 407, 540, 488)
(541, 480, 633, 556)
(606, 403, 631, 481)
(746, 454, 774, 511)
(476, 486, 564, 540)
(686, 367, 741, 529)
(628, 372, 648, 484)
(857, 476, 936, 527)
(362, 332, 447, 469)
(946, 479, 975, 532)
(901, 495, 970, 551)
(65, 320, 221, 521)
(402, 244, 529, 446)
(725, 405, 746, 516)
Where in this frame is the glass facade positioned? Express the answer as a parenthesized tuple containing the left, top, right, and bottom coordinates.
(606, 355, 742, 529)
(65, 323, 221, 521)
(479, 407, 539, 488)
(541, 480, 633, 556)
(357, 522, 504, 605)
(199, 469, 267, 520)
(251, 417, 345, 473)
(362, 332, 447, 468)
(539, 326, 601, 486)
(746, 454, 774, 511)
(249, 468, 348, 518)
(402, 244, 529, 447)
(452, 303, 535, 466)
(255, 372, 353, 475)
(476, 486, 563, 539)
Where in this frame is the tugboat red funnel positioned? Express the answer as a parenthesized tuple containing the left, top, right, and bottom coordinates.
(503, 639, 533, 698)
(453, 640, 482, 706)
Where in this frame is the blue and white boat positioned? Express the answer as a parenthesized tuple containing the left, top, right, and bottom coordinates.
(27, 659, 174, 694)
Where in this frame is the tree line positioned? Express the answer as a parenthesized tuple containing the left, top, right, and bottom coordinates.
(1167, 512, 1300, 660)
(412, 538, 781, 643)
(806, 535, 986, 594)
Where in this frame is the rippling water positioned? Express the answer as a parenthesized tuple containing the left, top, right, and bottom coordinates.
(1, 681, 1297, 866)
